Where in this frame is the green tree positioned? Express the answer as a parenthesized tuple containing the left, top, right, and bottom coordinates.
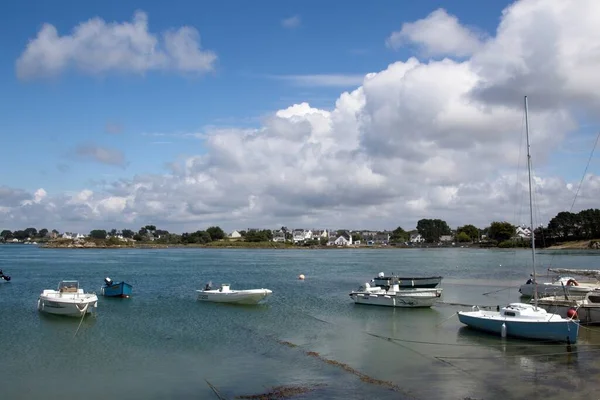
(456, 232, 471, 242)
(206, 226, 225, 240)
(0, 230, 13, 240)
(547, 211, 578, 239)
(24, 227, 37, 238)
(89, 230, 108, 239)
(122, 229, 134, 238)
(416, 219, 451, 243)
(351, 233, 363, 242)
(12, 230, 28, 240)
(487, 222, 515, 242)
(38, 228, 49, 237)
(390, 226, 408, 243)
(456, 224, 479, 242)
(109, 229, 118, 237)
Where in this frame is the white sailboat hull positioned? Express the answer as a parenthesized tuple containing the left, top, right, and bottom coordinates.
(37, 292, 98, 316)
(349, 288, 442, 308)
(458, 303, 579, 343)
(196, 288, 272, 305)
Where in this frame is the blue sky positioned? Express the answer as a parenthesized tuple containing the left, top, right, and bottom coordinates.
(1, 0, 511, 193)
(1, 0, 599, 233)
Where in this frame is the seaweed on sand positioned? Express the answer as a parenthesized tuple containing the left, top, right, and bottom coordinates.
(235, 384, 326, 399)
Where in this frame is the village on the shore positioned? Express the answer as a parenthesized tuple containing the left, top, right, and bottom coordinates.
(2, 208, 599, 249)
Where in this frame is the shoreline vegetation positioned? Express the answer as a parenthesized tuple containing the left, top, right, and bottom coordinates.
(25, 237, 600, 250)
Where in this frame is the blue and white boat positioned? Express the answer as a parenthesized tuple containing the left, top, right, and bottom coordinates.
(457, 97, 580, 344)
(458, 303, 579, 343)
(101, 277, 133, 298)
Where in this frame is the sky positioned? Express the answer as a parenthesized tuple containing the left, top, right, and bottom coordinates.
(1, 0, 600, 234)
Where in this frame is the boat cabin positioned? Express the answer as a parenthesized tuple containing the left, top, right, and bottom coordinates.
(219, 284, 231, 292)
(58, 280, 79, 293)
(501, 303, 548, 319)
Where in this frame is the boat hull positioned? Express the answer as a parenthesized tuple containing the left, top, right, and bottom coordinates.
(374, 276, 442, 289)
(457, 311, 578, 343)
(101, 282, 133, 297)
(519, 282, 597, 298)
(537, 299, 600, 325)
(349, 289, 442, 308)
(196, 289, 272, 305)
(38, 295, 98, 317)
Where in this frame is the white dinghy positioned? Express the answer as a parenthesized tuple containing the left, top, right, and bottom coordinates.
(197, 283, 272, 305)
(38, 280, 98, 316)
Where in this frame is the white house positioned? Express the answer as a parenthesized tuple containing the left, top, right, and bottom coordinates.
(516, 225, 531, 239)
(292, 229, 313, 243)
(229, 230, 242, 239)
(330, 232, 353, 246)
(272, 230, 286, 242)
(409, 232, 425, 243)
(439, 235, 454, 242)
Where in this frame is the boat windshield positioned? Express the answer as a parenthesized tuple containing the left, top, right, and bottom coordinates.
(58, 281, 79, 292)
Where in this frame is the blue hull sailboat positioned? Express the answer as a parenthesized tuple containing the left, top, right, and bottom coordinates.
(101, 277, 133, 298)
(457, 96, 579, 344)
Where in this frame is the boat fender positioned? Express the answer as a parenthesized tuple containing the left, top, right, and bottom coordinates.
(566, 279, 579, 286)
(501, 323, 507, 338)
(567, 308, 578, 319)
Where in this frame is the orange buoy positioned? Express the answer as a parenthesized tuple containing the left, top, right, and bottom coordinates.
(567, 308, 578, 319)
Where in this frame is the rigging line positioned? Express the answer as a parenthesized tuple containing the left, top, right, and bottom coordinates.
(569, 130, 600, 212)
(436, 347, 600, 360)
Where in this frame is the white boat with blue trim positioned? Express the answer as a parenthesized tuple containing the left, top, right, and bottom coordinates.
(37, 280, 98, 316)
(458, 96, 579, 344)
(197, 283, 272, 305)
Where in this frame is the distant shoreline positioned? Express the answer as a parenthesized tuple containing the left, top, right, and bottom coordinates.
(31, 238, 600, 250)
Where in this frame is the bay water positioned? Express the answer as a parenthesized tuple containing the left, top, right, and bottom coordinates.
(1, 245, 600, 399)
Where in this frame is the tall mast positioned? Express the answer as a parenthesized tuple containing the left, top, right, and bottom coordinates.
(524, 96, 538, 309)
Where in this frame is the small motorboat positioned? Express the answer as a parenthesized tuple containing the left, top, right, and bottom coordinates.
(372, 272, 442, 289)
(0, 269, 10, 282)
(38, 280, 98, 316)
(197, 283, 272, 305)
(349, 280, 442, 308)
(101, 277, 133, 298)
(519, 275, 600, 298)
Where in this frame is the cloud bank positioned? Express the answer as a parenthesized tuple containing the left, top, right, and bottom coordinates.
(4, 0, 600, 233)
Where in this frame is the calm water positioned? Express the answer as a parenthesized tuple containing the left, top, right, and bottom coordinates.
(1, 245, 600, 400)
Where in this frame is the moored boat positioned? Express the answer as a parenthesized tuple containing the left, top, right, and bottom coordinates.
(519, 275, 600, 298)
(457, 303, 579, 343)
(38, 280, 98, 316)
(536, 289, 600, 325)
(0, 269, 10, 282)
(349, 280, 442, 308)
(373, 272, 442, 289)
(457, 97, 579, 344)
(196, 283, 272, 305)
(101, 277, 133, 298)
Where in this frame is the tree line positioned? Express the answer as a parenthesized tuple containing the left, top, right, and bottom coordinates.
(2, 208, 600, 247)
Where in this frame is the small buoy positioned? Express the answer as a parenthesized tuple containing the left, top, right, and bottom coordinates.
(501, 323, 507, 338)
(567, 308, 578, 319)
(298, 274, 305, 280)
(499, 264, 502, 267)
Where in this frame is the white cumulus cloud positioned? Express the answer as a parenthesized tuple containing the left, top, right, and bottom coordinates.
(386, 8, 486, 57)
(16, 11, 217, 80)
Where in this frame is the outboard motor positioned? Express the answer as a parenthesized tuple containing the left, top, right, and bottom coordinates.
(104, 277, 113, 286)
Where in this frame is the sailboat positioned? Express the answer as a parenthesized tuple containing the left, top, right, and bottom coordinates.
(457, 96, 580, 343)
